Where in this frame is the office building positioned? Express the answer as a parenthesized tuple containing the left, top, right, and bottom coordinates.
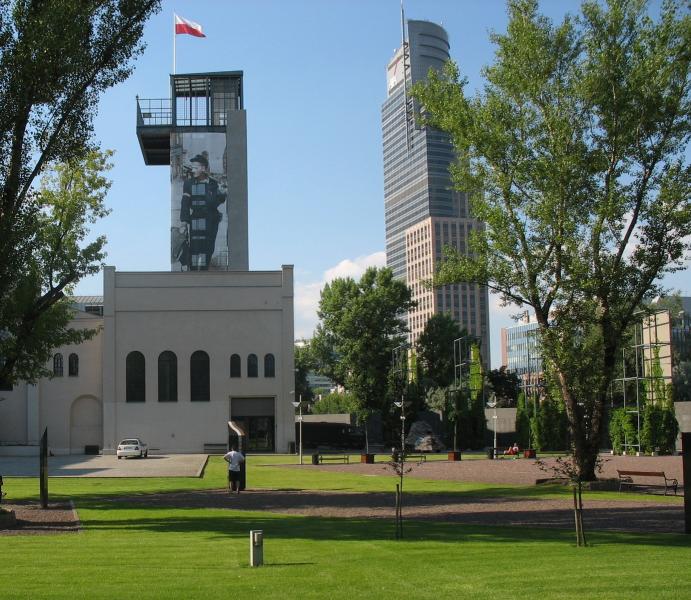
(382, 20, 489, 362)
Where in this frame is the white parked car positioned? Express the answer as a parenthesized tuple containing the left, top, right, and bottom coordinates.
(117, 438, 148, 459)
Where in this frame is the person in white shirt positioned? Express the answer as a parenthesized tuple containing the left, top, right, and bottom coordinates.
(223, 446, 245, 494)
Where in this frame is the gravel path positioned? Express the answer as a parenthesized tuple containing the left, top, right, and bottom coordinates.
(1, 454, 684, 536)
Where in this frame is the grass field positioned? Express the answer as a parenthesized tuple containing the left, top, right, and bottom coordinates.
(2, 456, 690, 599)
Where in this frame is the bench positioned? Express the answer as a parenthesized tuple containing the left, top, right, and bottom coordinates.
(203, 443, 227, 455)
(496, 449, 521, 459)
(391, 452, 427, 463)
(404, 454, 427, 462)
(317, 454, 349, 464)
(617, 470, 678, 496)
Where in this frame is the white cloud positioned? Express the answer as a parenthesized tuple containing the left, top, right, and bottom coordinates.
(294, 251, 387, 339)
(323, 251, 386, 282)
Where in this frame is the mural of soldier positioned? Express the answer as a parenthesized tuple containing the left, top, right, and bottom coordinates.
(170, 132, 229, 271)
(180, 152, 226, 270)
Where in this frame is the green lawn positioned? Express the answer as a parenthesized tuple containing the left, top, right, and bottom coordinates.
(1, 456, 689, 599)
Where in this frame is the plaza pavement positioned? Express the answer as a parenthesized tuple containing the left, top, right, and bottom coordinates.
(0, 454, 208, 477)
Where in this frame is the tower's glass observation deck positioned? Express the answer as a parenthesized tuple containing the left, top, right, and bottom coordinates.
(136, 71, 243, 165)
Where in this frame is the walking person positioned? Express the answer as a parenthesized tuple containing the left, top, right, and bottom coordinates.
(223, 445, 245, 495)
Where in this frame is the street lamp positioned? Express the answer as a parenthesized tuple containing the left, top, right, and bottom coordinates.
(486, 392, 497, 458)
(290, 391, 303, 465)
(393, 395, 405, 461)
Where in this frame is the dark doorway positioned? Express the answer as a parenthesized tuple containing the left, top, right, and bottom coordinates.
(232, 416, 274, 452)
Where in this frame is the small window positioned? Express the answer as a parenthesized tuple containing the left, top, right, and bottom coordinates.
(230, 354, 241, 378)
(247, 354, 258, 378)
(190, 350, 210, 402)
(126, 351, 146, 403)
(68, 353, 79, 377)
(264, 353, 275, 378)
(53, 353, 64, 377)
(158, 351, 178, 402)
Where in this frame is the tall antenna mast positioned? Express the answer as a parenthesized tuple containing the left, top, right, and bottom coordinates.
(400, 2, 414, 154)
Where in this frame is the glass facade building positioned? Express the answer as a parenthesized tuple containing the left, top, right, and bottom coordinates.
(382, 20, 489, 361)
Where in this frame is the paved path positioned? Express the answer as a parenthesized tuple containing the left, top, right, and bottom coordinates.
(0, 454, 208, 477)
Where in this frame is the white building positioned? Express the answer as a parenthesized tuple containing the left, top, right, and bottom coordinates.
(0, 71, 296, 454)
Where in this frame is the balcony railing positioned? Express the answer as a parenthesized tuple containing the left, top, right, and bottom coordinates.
(136, 97, 172, 127)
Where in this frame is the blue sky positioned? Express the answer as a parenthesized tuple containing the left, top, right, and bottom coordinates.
(77, 0, 687, 368)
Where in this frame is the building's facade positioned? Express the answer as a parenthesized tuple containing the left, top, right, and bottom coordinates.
(382, 20, 489, 361)
(0, 71, 295, 455)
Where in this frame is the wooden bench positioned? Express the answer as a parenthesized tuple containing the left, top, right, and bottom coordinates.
(391, 452, 427, 463)
(404, 454, 427, 462)
(617, 470, 678, 496)
(317, 454, 349, 464)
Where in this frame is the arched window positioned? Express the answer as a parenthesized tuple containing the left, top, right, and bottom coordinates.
(158, 351, 177, 402)
(247, 353, 258, 378)
(68, 353, 79, 377)
(126, 351, 145, 403)
(53, 353, 63, 377)
(230, 354, 241, 378)
(190, 350, 210, 402)
(264, 353, 275, 378)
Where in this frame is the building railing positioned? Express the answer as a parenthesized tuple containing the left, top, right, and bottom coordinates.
(136, 97, 172, 126)
(137, 96, 236, 128)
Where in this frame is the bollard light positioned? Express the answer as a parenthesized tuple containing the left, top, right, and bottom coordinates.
(250, 529, 264, 567)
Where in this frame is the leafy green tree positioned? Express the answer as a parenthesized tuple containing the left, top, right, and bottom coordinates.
(415, 313, 466, 388)
(467, 343, 487, 448)
(311, 392, 358, 415)
(486, 366, 521, 407)
(1, 150, 112, 382)
(535, 395, 568, 451)
(414, 0, 691, 479)
(515, 391, 532, 450)
(609, 408, 638, 455)
(0, 0, 161, 384)
(294, 341, 315, 405)
(311, 267, 414, 452)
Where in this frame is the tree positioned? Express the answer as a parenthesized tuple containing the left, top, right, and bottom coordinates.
(515, 391, 532, 449)
(486, 366, 521, 407)
(414, 0, 691, 479)
(294, 341, 315, 404)
(311, 392, 358, 415)
(415, 312, 466, 388)
(311, 267, 414, 451)
(1, 150, 113, 382)
(0, 0, 161, 384)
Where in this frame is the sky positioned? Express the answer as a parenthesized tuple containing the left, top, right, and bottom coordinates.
(76, 0, 688, 368)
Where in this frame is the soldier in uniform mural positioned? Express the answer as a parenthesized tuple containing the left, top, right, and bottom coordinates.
(179, 152, 226, 270)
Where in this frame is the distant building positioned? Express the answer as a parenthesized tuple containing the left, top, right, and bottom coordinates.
(381, 19, 489, 362)
(500, 314, 542, 395)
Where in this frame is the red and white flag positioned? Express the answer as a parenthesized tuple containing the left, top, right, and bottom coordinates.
(174, 14, 205, 38)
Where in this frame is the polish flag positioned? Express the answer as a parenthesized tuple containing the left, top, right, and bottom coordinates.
(175, 14, 205, 37)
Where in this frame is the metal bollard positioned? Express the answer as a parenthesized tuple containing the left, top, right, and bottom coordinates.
(249, 530, 264, 567)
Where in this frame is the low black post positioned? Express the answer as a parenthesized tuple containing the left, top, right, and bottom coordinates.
(40, 427, 48, 509)
(683, 432, 691, 535)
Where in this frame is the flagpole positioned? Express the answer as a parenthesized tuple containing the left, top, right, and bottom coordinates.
(173, 12, 176, 74)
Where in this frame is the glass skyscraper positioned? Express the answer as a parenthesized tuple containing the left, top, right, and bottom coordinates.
(382, 20, 490, 363)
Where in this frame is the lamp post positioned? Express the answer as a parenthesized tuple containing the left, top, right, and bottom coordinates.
(487, 393, 497, 458)
(393, 395, 405, 461)
(290, 392, 303, 465)
(393, 394, 405, 539)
